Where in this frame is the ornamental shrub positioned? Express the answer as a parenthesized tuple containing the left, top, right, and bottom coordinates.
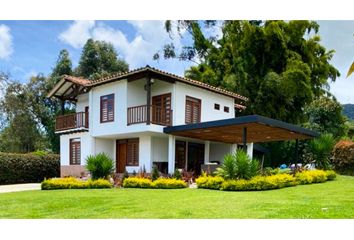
(122, 177, 187, 189)
(221, 174, 297, 191)
(332, 140, 354, 175)
(325, 170, 337, 180)
(0, 152, 59, 184)
(41, 177, 112, 190)
(295, 170, 328, 184)
(123, 177, 153, 188)
(152, 178, 187, 189)
(86, 153, 114, 180)
(195, 176, 224, 190)
(216, 151, 259, 180)
(151, 166, 160, 181)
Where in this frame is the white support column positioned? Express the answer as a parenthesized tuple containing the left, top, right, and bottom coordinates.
(140, 135, 152, 173)
(204, 141, 210, 164)
(168, 135, 176, 174)
(230, 143, 237, 154)
(247, 142, 254, 159)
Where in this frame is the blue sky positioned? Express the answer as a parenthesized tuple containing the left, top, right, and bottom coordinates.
(0, 20, 353, 103)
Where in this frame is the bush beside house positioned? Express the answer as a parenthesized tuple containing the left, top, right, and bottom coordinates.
(41, 177, 112, 190)
(123, 177, 187, 189)
(0, 152, 60, 184)
(332, 140, 354, 175)
(196, 169, 336, 191)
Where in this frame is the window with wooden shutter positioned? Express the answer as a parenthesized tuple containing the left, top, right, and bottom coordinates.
(126, 138, 139, 166)
(70, 138, 81, 165)
(100, 94, 114, 123)
(185, 96, 201, 124)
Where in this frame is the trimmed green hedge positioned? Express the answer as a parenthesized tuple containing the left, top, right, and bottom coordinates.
(0, 152, 60, 184)
(123, 177, 187, 189)
(196, 170, 336, 191)
(41, 177, 112, 190)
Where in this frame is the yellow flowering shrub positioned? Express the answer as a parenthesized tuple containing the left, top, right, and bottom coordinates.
(152, 178, 187, 189)
(295, 170, 328, 184)
(41, 177, 112, 190)
(325, 170, 337, 180)
(221, 174, 297, 191)
(122, 177, 187, 189)
(195, 176, 225, 190)
(122, 177, 153, 188)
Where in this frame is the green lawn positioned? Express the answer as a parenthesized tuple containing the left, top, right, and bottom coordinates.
(0, 175, 354, 219)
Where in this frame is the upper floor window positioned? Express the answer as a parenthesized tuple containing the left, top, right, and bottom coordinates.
(214, 103, 220, 110)
(70, 138, 81, 165)
(185, 96, 201, 124)
(100, 94, 114, 123)
(224, 106, 230, 113)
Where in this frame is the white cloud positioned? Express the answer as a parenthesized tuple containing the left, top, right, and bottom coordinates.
(58, 20, 190, 74)
(59, 21, 95, 48)
(0, 24, 13, 59)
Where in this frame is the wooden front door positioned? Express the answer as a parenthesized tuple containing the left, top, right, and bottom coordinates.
(152, 93, 171, 125)
(116, 141, 127, 173)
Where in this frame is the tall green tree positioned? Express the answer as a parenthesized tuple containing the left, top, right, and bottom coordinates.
(158, 20, 340, 124)
(304, 96, 347, 139)
(76, 39, 129, 79)
(0, 81, 46, 152)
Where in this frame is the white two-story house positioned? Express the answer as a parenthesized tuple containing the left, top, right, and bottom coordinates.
(48, 66, 318, 177)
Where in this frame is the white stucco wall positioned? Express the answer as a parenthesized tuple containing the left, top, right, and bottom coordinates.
(210, 142, 232, 164)
(76, 93, 89, 113)
(174, 82, 235, 125)
(95, 138, 115, 160)
(152, 136, 168, 163)
(60, 131, 92, 166)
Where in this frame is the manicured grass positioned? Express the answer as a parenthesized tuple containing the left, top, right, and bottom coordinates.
(0, 176, 354, 218)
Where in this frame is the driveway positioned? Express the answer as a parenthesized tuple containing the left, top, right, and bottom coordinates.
(0, 183, 41, 193)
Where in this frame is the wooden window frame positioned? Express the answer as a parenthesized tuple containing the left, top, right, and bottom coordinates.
(224, 106, 230, 113)
(100, 94, 115, 123)
(69, 138, 81, 165)
(214, 103, 220, 110)
(185, 96, 201, 124)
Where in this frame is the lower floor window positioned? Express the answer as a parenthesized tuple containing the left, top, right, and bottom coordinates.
(70, 138, 81, 165)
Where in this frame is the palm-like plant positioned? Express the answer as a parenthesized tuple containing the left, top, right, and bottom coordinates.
(86, 153, 114, 179)
(309, 133, 335, 170)
(216, 150, 259, 180)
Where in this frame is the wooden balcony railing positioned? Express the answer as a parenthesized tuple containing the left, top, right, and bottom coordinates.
(55, 112, 89, 131)
(127, 105, 173, 126)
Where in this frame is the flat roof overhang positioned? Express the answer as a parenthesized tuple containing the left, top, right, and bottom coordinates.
(163, 115, 319, 144)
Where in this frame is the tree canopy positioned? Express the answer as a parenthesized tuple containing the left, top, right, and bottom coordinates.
(0, 39, 129, 153)
(158, 20, 340, 124)
(76, 39, 129, 79)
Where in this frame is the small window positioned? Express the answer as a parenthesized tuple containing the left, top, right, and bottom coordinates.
(100, 94, 114, 123)
(214, 103, 220, 110)
(70, 138, 81, 165)
(224, 106, 230, 113)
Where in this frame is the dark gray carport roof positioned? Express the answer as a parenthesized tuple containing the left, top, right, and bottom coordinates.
(163, 115, 319, 144)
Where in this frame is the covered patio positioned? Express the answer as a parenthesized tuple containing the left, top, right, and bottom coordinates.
(164, 115, 319, 174)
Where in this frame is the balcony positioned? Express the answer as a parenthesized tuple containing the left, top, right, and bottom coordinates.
(127, 105, 173, 126)
(55, 112, 89, 132)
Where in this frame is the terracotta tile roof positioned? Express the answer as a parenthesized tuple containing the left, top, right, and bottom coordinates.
(63, 75, 91, 85)
(87, 66, 248, 101)
(60, 66, 248, 101)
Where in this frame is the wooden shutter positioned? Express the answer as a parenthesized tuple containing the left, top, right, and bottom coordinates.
(185, 96, 201, 124)
(70, 139, 81, 165)
(100, 94, 114, 123)
(126, 138, 139, 166)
